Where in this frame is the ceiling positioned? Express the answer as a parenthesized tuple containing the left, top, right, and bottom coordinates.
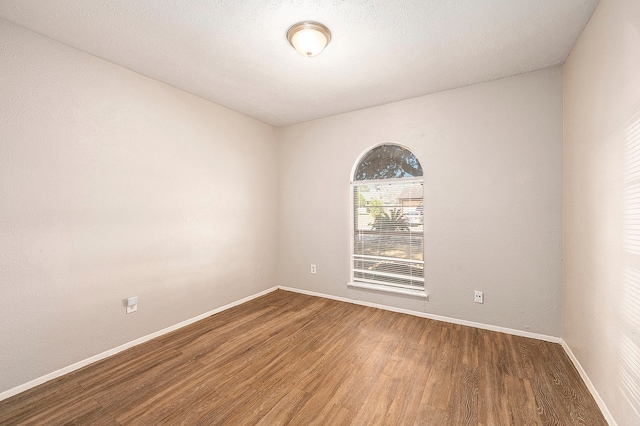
(0, 0, 599, 127)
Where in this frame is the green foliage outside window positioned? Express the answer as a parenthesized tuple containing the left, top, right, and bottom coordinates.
(371, 208, 409, 231)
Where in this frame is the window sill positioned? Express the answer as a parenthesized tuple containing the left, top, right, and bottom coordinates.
(347, 282, 428, 299)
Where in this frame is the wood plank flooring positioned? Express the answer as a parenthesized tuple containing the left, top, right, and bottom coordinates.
(0, 290, 607, 425)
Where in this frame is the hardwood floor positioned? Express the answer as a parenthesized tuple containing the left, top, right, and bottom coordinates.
(0, 290, 607, 425)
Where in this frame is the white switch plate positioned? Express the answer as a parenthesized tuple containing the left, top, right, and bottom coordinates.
(474, 291, 483, 304)
(310, 264, 317, 274)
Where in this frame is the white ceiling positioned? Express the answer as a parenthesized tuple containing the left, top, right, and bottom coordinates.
(0, 0, 599, 127)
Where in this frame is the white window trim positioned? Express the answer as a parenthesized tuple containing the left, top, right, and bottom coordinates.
(347, 281, 428, 299)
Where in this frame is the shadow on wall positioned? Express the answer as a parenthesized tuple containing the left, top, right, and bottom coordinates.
(622, 107, 640, 418)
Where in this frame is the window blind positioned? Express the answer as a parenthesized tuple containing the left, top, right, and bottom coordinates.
(352, 180, 424, 290)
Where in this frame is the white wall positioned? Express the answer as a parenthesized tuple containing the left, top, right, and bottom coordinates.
(0, 19, 277, 394)
(278, 67, 564, 337)
(564, 0, 640, 424)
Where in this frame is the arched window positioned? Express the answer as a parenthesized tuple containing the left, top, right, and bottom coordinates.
(350, 144, 425, 297)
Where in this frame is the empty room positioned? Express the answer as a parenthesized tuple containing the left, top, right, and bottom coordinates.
(0, 0, 638, 424)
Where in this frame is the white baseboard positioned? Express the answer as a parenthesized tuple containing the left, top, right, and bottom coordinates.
(278, 286, 562, 343)
(561, 340, 617, 426)
(2, 283, 614, 426)
(0, 286, 279, 402)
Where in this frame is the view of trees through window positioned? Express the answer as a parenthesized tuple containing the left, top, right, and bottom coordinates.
(354, 144, 423, 180)
(352, 144, 424, 291)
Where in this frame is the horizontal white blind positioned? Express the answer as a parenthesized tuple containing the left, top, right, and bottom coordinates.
(352, 181, 424, 290)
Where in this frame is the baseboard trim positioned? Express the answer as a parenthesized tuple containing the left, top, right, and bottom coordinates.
(4, 283, 614, 426)
(560, 340, 617, 425)
(278, 286, 562, 343)
(0, 286, 279, 402)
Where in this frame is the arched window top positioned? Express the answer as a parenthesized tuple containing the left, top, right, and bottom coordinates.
(354, 144, 423, 181)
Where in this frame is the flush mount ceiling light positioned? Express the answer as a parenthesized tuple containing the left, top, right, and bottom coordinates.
(287, 21, 331, 57)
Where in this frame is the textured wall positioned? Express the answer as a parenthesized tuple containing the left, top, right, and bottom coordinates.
(0, 19, 277, 394)
(564, 0, 640, 424)
(277, 67, 564, 337)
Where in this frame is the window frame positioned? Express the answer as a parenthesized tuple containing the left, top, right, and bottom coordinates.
(348, 143, 427, 299)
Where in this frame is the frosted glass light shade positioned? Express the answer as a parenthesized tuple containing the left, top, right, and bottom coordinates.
(287, 22, 331, 57)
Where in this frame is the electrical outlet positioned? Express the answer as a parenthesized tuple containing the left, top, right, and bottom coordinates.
(474, 291, 483, 304)
(126, 296, 138, 314)
(310, 264, 317, 274)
